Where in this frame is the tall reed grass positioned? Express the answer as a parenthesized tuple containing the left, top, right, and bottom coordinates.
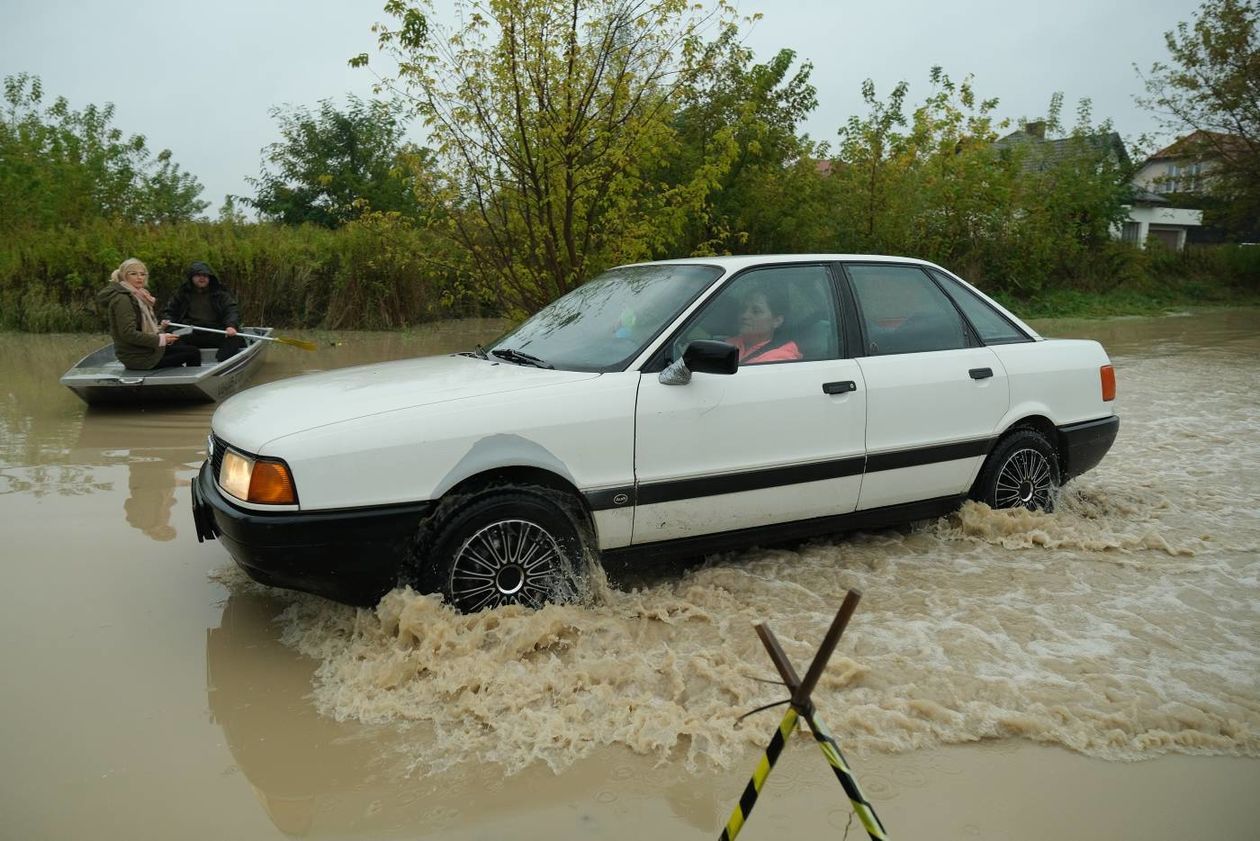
(2, 218, 1256, 332)
(0, 215, 484, 332)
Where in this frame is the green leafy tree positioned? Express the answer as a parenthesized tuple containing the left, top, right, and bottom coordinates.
(664, 24, 836, 255)
(354, 0, 740, 315)
(833, 77, 914, 252)
(245, 95, 433, 227)
(1139, 0, 1260, 238)
(832, 71, 1132, 294)
(901, 68, 1010, 264)
(0, 73, 207, 231)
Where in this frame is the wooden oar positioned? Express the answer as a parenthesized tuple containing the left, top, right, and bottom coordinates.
(166, 322, 317, 352)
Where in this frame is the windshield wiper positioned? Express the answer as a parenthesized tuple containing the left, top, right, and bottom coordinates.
(490, 347, 554, 369)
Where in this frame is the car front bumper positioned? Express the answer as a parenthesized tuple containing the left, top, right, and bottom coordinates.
(192, 461, 434, 605)
(1058, 415, 1120, 481)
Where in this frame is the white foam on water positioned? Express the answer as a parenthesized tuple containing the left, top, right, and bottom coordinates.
(258, 341, 1260, 775)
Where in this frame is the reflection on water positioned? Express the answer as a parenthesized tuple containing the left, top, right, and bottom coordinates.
(207, 583, 726, 838)
(124, 455, 187, 541)
(206, 588, 369, 836)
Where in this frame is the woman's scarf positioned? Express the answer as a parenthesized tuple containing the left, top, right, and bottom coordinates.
(122, 282, 160, 335)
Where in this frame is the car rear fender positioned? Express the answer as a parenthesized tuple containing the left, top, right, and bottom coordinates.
(989, 339, 1116, 428)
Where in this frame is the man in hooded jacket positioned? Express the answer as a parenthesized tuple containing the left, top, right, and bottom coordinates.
(161, 261, 246, 361)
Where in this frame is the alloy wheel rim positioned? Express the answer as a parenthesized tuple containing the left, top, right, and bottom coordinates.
(994, 447, 1054, 510)
(451, 519, 566, 611)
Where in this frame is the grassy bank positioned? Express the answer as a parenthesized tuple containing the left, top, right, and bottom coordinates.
(992, 243, 1260, 318)
(998, 275, 1260, 319)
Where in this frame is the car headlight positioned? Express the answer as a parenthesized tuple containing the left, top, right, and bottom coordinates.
(220, 449, 298, 505)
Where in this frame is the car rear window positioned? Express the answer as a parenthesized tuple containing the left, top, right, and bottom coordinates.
(928, 270, 1030, 345)
(846, 263, 969, 355)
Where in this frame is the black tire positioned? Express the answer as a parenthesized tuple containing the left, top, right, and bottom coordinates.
(415, 486, 590, 613)
(972, 428, 1061, 512)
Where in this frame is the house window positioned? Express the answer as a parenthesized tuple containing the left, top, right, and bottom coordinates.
(1121, 222, 1142, 243)
(1186, 162, 1203, 192)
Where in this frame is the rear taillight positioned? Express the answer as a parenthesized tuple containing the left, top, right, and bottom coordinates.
(1100, 365, 1116, 402)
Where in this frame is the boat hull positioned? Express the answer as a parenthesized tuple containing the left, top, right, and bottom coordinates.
(60, 327, 273, 406)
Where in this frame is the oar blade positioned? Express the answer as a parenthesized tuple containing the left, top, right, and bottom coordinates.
(275, 336, 318, 352)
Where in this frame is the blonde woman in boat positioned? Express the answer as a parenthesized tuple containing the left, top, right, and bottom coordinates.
(97, 258, 200, 370)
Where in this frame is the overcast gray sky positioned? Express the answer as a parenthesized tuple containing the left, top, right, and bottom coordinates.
(3, 0, 1201, 213)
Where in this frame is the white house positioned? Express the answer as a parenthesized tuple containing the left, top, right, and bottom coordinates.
(1117, 188, 1203, 250)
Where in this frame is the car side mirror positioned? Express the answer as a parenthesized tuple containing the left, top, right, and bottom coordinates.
(658, 340, 739, 385)
(685, 340, 739, 374)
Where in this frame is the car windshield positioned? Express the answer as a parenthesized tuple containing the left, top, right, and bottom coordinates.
(488, 264, 723, 371)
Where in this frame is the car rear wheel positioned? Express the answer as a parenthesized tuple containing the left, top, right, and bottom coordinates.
(416, 487, 589, 613)
(972, 428, 1061, 512)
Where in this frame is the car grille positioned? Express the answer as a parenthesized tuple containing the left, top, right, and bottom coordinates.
(209, 433, 228, 481)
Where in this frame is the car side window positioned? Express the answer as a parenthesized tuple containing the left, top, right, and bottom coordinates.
(677, 265, 840, 365)
(928, 269, 1031, 344)
(847, 264, 969, 355)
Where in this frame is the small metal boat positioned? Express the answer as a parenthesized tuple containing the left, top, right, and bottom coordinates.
(60, 327, 273, 406)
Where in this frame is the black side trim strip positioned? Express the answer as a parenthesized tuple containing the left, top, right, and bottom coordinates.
(602, 495, 967, 568)
(585, 487, 636, 511)
(866, 437, 993, 473)
(590, 438, 994, 511)
(636, 457, 865, 506)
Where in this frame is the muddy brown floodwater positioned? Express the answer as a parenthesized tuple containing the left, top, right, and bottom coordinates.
(2, 309, 1259, 840)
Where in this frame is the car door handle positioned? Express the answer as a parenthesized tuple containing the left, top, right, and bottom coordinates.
(969, 368, 993, 380)
(822, 380, 856, 394)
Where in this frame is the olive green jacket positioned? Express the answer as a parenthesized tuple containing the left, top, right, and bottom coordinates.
(98, 283, 163, 370)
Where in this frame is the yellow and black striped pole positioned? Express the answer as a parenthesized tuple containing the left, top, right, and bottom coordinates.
(719, 707, 799, 841)
(803, 711, 888, 840)
(718, 590, 889, 841)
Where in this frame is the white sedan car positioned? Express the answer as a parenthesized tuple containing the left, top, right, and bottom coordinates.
(192, 255, 1118, 611)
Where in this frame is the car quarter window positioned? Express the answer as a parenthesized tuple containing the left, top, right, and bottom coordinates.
(928, 269, 1031, 344)
(677, 264, 840, 365)
(846, 263, 969, 355)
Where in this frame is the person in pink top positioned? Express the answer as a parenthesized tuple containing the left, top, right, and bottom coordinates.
(728, 286, 802, 364)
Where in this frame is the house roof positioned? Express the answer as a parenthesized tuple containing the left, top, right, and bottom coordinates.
(1129, 187, 1169, 205)
(994, 127, 1132, 170)
(1147, 129, 1247, 162)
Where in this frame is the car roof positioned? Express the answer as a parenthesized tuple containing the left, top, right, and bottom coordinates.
(615, 254, 938, 271)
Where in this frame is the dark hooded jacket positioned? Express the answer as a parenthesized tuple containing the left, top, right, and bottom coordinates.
(97, 282, 164, 369)
(160, 261, 241, 330)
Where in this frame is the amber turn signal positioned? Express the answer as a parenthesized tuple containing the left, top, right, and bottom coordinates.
(1100, 365, 1116, 402)
(249, 460, 298, 505)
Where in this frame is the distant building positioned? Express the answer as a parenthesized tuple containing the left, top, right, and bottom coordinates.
(1118, 189, 1203, 250)
(994, 120, 1130, 171)
(1132, 130, 1242, 196)
(1129, 130, 1258, 244)
(997, 122, 1203, 250)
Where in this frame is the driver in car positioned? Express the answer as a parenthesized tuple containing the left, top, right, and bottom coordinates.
(728, 286, 801, 364)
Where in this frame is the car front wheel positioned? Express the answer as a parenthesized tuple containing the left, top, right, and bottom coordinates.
(972, 429, 1061, 512)
(417, 487, 589, 613)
